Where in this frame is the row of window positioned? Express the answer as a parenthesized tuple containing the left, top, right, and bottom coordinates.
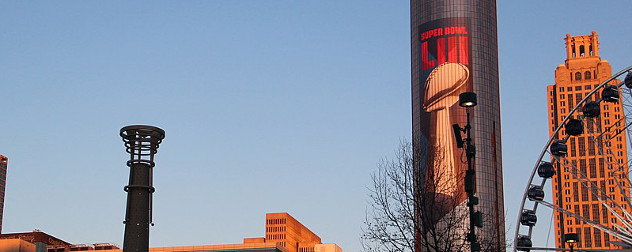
(267, 218, 287, 225)
(571, 44, 594, 58)
(299, 247, 315, 252)
(266, 234, 286, 240)
(571, 71, 597, 82)
(267, 226, 286, 233)
(559, 227, 609, 248)
(558, 84, 600, 92)
(565, 137, 624, 159)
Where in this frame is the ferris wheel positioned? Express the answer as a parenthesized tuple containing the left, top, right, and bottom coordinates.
(513, 66, 632, 251)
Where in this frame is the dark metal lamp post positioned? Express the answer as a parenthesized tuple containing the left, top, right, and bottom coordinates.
(120, 125, 165, 252)
(564, 233, 580, 252)
(453, 92, 482, 252)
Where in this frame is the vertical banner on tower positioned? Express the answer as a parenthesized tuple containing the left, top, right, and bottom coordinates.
(418, 17, 472, 212)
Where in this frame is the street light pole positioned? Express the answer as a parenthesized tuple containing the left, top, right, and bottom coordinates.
(120, 125, 165, 252)
(564, 233, 579, 252)
(454, 92, 482, 251)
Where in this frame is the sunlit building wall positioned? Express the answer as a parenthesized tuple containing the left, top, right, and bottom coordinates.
(410, 0, 505, 249)
(547, 31, 630, 249)
(0, 213, 340, 252)
(265, 213, 321, 252)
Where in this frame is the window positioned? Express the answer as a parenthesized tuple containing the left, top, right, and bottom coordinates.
(584, 227, 592, 247)
(571, 138, 577, 157)
(592, 204, 600, 222)
(578, 137, 586, 156)
(588, 138, 595, 156)
(580, 159, 587, 178)
(594, 229, 602, 247)
(585, 71, 592, 80)
(589, 158, 597, 178)
(576, 72, 583, 81)
(576, 93, 583, 105)
(582, 185, 589, 201)
(583, 204, 590, 219)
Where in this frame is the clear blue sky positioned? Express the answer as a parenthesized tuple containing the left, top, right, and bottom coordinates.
(0, 1, 631, 251)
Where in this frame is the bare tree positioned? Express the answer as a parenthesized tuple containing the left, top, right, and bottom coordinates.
(362, 140, 504, 252)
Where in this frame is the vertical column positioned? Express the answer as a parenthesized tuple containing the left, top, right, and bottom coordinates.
(566, 34, 573, 60)
(592, 31, 599, 57)
(0, 155, 7, 234)
(120, 125, 165, 252)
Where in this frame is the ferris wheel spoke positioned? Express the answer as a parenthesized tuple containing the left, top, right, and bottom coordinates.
(586, 118, 632, 211)
(557, 156, 625, 212)
(536, 200, 632, 245)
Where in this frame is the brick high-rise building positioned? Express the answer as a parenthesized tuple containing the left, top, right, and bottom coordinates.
(547, 31, 630, 249)
(0, 155, 7, 234)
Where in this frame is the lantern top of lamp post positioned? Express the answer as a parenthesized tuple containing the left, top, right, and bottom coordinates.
(564, 233, 580, 244)
(120, 125, 165, 141)
(120, 125, 165, 157)
(459, 92, 477, 108)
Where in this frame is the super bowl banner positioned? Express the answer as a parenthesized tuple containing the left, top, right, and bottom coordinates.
(419, 17, 472, 208)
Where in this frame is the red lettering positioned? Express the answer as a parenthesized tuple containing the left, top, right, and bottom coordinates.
(421, 26, 469, 71)
(459, 36, 468, 65)
(421, 41, 435, 70)
(420, 28, 444, 41)
(437, 38, 446, 65)
(444, 26, 468, 35)
(448, 36, 457, 63)
(420, 30, 430, 41)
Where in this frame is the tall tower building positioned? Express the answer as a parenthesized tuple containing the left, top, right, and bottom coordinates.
(0, 155, 6, 234)
(411, 0, 505, 250)
(547, 31, 630, 249)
